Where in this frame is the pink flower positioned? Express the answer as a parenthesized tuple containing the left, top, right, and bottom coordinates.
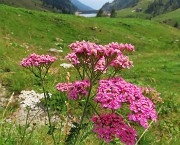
(106, 42, 135, 52)
(56, 83, 72, 92)
(20, 53, 57, 67)
(111, 54, 133, 69)
(56, 80, 90, 100)
(95, 77, 157, 128)
(66, 41, 134, 72)
(94, 56, 107, 73)
(91, 113, 137, 144)
(128, 97, 157, 128)
(65, 53, 80, 65)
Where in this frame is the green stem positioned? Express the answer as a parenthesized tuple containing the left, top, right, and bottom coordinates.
(135, 120, 154, 145)
(40, 71, 56, 145)
(75, 67, 83, 80)
(73, 83, 93, 145)
(42, 83, 56, 145)
(24, 125, 36, 145)
(89, 102, 100, 116)
(20, 108, 30, 145)
(135, 107, 162, 145)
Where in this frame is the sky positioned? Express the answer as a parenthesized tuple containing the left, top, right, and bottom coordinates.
(78, 0, 114, 10)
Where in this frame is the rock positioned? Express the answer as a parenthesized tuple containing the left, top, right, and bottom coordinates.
(48, 48, 63, 53)
(60, 63, 74, 69)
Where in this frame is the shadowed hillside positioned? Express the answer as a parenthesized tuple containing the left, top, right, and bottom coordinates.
(0, 0, 77, 13)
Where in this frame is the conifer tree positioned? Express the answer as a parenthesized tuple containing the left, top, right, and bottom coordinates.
(97, 9, 104, 17)
(110, 9, 117, 18)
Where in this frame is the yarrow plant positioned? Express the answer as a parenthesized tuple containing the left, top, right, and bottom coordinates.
(20, 53, 57, 144)
(20, 41, 161, 145)
(55, 40, 161, 145)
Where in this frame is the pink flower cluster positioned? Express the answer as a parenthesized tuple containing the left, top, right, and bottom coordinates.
(66, 41, 134, 73)
(65, 53, 80, 65)
(111, 54, 133, 69)
(94, 56, 107, 73)
(91, 113, 137, 144)
(56, 80, 90, 100)
(20, 53, 57, 67)
(94, 77, 157, 128)
(105, 42, 135, 52)
(128, 97, 157, 128)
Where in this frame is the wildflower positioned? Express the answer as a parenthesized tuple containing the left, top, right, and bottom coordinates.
(95, 77, 157, 128)
(111, 54, 133, 69)
(20, 53, 57, 67)
(128, 97, 157, 128)
(65, 53, 80, 65)
(106, 42, 135, 52)
(66, 41, 134, 73)
(56, 80, 90, 100)
(94, 56, 107, 73)
(91, 113, 137, 144)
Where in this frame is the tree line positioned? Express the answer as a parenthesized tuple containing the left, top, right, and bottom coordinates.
(41, 0, 77, 14)
(145, 0, 180, 16)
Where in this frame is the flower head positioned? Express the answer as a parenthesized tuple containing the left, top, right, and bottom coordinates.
(66, 41, 134, 73)
(95, 77, 157, 128)
(56, 80, 90, 100)
(20, 53, 57, 67)
(91, 113, 137, 144)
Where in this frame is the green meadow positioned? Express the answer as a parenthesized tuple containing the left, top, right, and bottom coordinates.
(0, 4, 180, 145)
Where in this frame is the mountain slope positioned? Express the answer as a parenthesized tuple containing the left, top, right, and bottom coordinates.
(116, 0, 157, 19)
(145, 0, 180, 16)
(153, 8, 180, 28)
(103, 0, 180, 19)
(101, 0, 139, 11)
(0, 0, 77, 13)
(42, 0, 77, 13)
(70, 0, 94, 11)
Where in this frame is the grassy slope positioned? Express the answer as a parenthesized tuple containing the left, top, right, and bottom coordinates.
(117, 0, 180, 28)
(0, 4, 180, 144)
(153, 8, 180, 28)
(117, 0, 154, 18)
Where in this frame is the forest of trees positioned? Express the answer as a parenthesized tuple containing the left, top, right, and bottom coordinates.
(41, 0, 77, 14)
(145, 0, 180, 16)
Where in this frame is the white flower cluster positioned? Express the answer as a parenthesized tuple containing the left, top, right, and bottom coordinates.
(19, 90, 51, 109)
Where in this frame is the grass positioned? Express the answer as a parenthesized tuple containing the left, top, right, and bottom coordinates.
(153, 8, 180, 28)
(116, 0, 154, 19)
(0, 4, 180, 145)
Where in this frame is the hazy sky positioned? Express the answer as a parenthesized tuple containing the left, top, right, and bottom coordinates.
(78, 0, 114, 10)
